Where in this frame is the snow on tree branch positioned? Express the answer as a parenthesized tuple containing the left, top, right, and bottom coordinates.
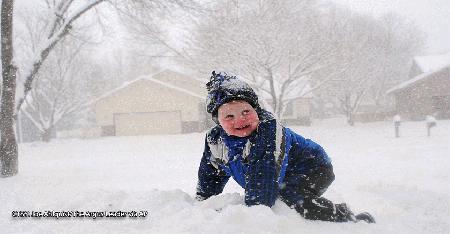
(16, 0, 106, 113)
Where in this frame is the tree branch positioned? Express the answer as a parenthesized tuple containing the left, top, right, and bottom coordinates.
(16, 0, 106, 113)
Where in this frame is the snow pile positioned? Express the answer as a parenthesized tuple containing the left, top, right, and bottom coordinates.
(1, 119, 449, 233)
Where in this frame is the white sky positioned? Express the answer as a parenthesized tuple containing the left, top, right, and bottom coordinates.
(332, 0, 450, 54)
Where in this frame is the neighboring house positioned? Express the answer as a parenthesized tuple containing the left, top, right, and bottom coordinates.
(278, 97, 312, 126)
(93, 70, 209, 136)
(94, 70, 313, 136)
(258, 80, 313, 126)
(387, 53, 450, 120)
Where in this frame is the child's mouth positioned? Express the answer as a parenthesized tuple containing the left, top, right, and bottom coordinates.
(235, 125, 250, 130)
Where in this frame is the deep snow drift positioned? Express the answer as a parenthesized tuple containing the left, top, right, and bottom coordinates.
(1, 118, 449, 233)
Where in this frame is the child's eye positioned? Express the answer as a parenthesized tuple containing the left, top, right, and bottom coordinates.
(225, 114, 234, 119)
(242, 110, 250, 115)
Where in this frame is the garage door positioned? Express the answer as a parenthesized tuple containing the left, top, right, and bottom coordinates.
(114, 111, 182, 136)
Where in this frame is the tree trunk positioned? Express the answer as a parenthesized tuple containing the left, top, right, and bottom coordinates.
(1, 0, 18, 177)
(41, 127, 53, 142)
(347, 112, 355, 126)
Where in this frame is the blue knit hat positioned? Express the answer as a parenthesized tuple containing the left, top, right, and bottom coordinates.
(206, 71, 260, 122)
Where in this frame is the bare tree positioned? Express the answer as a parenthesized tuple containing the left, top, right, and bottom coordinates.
(321, 9, 425, 125)
(336, 16, 381, 126)
(187, 1, 424, 125)
(187, 0, 344, 119)
(367, 13, 425, 111)
(112, 0, 201, 63)
(21, 39, 95, 142)
(16, 0, 107, 112)
(1, 0, 106, 177)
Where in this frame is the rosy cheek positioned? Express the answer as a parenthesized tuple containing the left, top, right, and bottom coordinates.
(248, 114, 259, 123)
(221, 121, 234, 132)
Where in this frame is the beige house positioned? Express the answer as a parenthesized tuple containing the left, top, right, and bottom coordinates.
(387, 54, 450, 120)
(94, 70, 313, 136)
(258, 79, 313, 126)
(277, 97, 312, 126)
(94, 70, 208, 136)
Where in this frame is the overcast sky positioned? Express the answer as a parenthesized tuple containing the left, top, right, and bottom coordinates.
(332, 0, 450, 55)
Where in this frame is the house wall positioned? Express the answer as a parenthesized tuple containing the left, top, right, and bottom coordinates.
(395, 68, 450, 120)
(114, 111, 182, 135)
(395, 92, 432, 120)
(95, 79, 203, 128)
(294, 98, 311, 117)
(282, 98, 311, 126)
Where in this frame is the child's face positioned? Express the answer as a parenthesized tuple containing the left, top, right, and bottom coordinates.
(217, 100, 259, 137)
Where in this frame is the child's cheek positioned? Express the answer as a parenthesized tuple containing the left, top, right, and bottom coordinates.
(249, 113, 259, 125)
(221, 121, 234, 134)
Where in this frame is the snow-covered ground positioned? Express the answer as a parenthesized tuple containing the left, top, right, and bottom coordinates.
(1, 118, 449, 233)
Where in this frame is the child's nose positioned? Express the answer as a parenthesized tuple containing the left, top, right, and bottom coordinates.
(236, 115, 246, 124)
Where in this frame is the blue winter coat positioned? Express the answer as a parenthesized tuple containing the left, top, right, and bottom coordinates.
(196, 117, 332, 207)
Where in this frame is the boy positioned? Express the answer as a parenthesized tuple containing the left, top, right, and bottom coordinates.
(196, 71, 375, 223)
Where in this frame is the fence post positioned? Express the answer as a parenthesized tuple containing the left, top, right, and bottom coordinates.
(393, 115, 401, 138)
(426, 115, 436, 137)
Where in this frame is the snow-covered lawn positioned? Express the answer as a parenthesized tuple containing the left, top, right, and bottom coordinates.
(1, 118, 449, 233)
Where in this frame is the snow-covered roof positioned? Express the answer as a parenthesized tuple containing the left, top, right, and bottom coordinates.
(387, 65, 450, 94)
(414, 52, 450, 73)
(146, 76, 205, 99)
(92, 70, 206, 104)
(94, 69, 312, 107)
(152, 70, 206, 96)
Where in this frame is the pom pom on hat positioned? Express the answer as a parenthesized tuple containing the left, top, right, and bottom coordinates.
(206, 71, 259, 118)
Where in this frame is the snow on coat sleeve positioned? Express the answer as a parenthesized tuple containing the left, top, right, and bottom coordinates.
(290, 131, 331, 175)
(279, 129, 332, 206)
(196, 136, 230, 201)
(244, 120, 279, 207)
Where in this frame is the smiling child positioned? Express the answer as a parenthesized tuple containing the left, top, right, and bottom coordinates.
(196, 71, 375, 223)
